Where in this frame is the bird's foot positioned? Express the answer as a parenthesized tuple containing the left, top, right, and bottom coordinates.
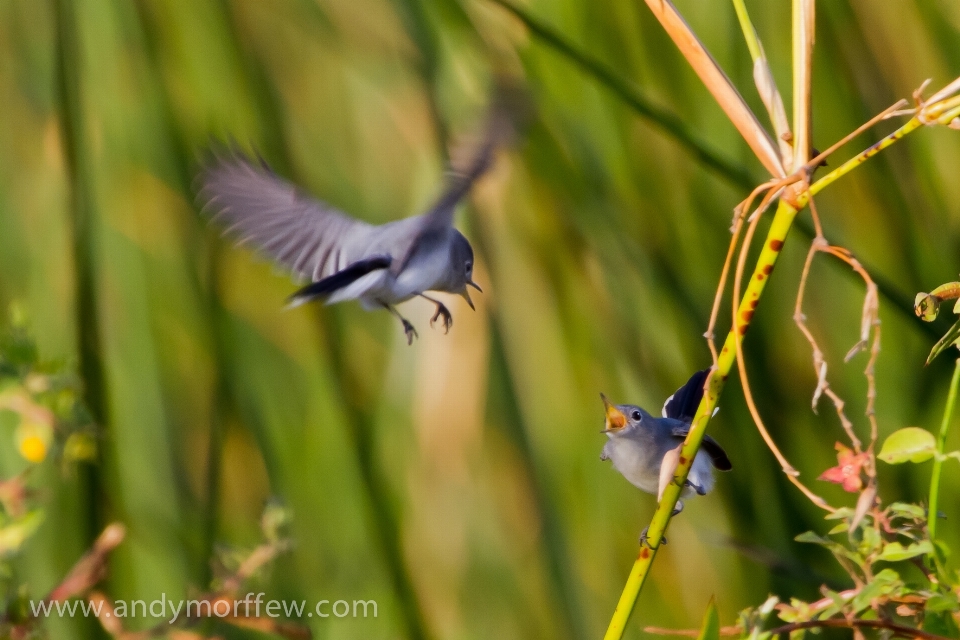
(671, 500, 684, 516)
(429, 302, 453, 333)
(402, 319, 419, 345)
(685, 480, 707, 496)
(639, 526, 666, 549)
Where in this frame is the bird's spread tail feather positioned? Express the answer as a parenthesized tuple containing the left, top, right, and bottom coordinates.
(285, 255, 391, 308)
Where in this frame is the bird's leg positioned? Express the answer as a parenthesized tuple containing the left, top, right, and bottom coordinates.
(638, 500, 685, 548)
(639, 526, 666, 548)
(419, 294, 452, 333)
(685, 480, 707, 496)
(381, 303, 418, 345)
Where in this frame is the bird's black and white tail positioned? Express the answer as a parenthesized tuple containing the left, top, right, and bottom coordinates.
(662, 369, 710, 423)
(286, 255, 392, 308)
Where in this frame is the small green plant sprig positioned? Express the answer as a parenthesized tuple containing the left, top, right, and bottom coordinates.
(916, 282, 960, 365)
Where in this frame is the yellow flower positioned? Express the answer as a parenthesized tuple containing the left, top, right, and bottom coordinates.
(15, 421, 52, 464)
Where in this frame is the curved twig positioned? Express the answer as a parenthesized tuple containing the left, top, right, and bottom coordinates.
(731, 190, 834, 511)
(767, 618, 950, 640)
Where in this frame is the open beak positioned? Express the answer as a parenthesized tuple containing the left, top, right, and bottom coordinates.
(600, 393, 626, 433)
(461, 289, 475, 311)
(462, 280, 482, 311)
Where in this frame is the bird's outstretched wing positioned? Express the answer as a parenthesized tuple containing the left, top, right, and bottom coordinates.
(198, 150, 406, 282)
(393, 80, 528, 274)
(662, 369, 711, 422)
(669, 422, 732, 471)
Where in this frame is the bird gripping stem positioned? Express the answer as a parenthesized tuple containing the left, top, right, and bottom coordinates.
(602, 198, 800, 640)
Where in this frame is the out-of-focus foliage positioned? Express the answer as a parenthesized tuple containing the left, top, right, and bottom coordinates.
(3, 0, 960, 638)
(916, 281, 960, 364)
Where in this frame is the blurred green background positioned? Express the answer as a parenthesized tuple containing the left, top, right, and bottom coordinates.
(3, 0, 960, 637)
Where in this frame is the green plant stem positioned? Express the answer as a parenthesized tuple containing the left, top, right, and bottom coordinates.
(604, 114, 927, 640)
(487, 0, 939, 344)
(603, 197, 799, 640)
(731, 0, 763, 63)
(928, 357, 960, 539)
(807, 117, 923, 200)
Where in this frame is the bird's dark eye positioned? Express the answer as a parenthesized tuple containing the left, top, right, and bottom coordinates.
(631, 410, 642, 421)
(465, 261, 473, 273)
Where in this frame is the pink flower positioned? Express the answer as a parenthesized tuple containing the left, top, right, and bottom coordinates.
(818, 442, 867, 493)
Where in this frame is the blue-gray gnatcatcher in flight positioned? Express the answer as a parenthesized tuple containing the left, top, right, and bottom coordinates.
(196, 98, 517, 344)
(600, 369, 732, 544)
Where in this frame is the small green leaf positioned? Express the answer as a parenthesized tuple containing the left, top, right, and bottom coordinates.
(794, 531, 829, 545)
(886, 502, 926, 519)
(0, 510, 44, 556)
(858, 526, 881, 556)
(877, 541, 934, 562)
(927, 318, 960, 365)
(934, 539, 952, 563)
(697, 598, 720, 640)
(923, 611, 960, 639)
(825, 507, 854, 521)
(827, 523, 847, 535)
(927, 593, 960, 613)
(878, 427, 937, 464)
(851, 569, 902, 613)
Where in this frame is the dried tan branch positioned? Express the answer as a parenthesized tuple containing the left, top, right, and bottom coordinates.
(640, 0, 785, 178)
(791, 0, 816, 171)
(46, 523, 126, 603)
(805, 100, 907, 172)
(218, 539, 291, 595)
(767, 618, 950, 640)
(730, 197, 834, 511)
(705, 178, 780, 363)
(644, 625, 742, 637)
(225, 614, 312, 639)
(793, 224, 862, 451)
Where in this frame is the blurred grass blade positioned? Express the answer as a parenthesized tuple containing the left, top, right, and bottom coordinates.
(792, 0, 815, 170)
(697, 598, 721, 640)
(731, 0, 793, 164)
(489, 0, 756, 190)
(640, 0, 785, 177)
(929, 358, 960, 539)
(212, 3, 433, 636)
(52, 0, 109, 546)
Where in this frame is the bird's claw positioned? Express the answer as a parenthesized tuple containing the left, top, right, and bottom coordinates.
(429, 303, 453, 334)
(639, 526, 666, 549)
(402, 319, 419, 345)
(685, 480, 707, 496)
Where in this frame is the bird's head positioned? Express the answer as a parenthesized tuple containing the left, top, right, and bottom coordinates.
(600, 394, 650, 437)
(451, 232, 482, 309)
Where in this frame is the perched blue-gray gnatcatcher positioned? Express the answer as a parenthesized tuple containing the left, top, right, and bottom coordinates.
(600, 369, 732, 544)
(196, 95, 518, 344)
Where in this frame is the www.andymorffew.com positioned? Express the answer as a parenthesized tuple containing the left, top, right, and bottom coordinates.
(30, 592, 378, 624)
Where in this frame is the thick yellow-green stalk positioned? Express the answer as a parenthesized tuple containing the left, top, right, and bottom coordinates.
(603, 116, 925, 640)
(603, 198, 799, 640)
